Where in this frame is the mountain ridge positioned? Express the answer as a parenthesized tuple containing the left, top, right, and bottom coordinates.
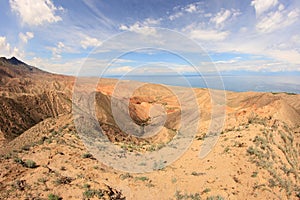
(0, 57, 299, 199)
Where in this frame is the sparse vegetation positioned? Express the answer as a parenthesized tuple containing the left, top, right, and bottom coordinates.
(246, 120, 300, 199)
(174, 191, 201, 200)
(14, 157, 24, 165)
(223, 146, 230, 153)
(54, 176, 72, 185)
(38, 177, 47, 184)
(146, 182, 155, 187)
(82, 186, 124, 200)
(0, 60, 300, 200)
(82, 152, 93, 159)
(202, 188, 211, 194)
(83, 189, 104, 199)
(135, 176, 149, 181)
(191, 171, 205, 176)
(24, 160, 37, 168)
(48, 193, 61, 200)
(3, 153, 11, 159)
(251, 171, 258, 178)
(13, 180, 26, 191)
(171, 178, 177, 183)
(206, 195, 224, 200)
(120, 173, 132, 180)
(14, 158, 37, 168)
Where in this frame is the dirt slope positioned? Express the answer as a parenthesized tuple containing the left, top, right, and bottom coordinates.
(0, 57, 299, 199)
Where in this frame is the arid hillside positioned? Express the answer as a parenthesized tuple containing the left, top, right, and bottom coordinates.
(0, 57, 73, 142)
(0, 58, 299, 200)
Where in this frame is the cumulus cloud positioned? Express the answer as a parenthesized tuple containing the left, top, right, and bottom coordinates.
(29, 56, 84, 75)
(80, 36, 102, 49)
(190, 29, 229, 41)
(168, 12, 183, 21)
(268, 49, 300, 65)
(251, 0, 278, 16)
(9, 0, 63, 26)
(256, 7, 299, 33)
(213, 59, 291, 72)
(144, 18, 161, 25)
(185, 4, 197, 13)
(0, 36, 23, 58)
(169, 2, 202, 20)
(119, 22, 157, 36)
(48, 41, 65, 59)
(106, 66, 133, 74)
(0, 37, 11, 55)
(19, 32, 34, 44)
(210, 9, 240, 28)
(119, 17, 161, 36)
(211, 10, 231, 25)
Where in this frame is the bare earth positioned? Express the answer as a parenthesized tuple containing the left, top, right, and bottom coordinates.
(0, 57, 299, 200)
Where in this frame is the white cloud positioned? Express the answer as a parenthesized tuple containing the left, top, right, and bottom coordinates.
(9, 0, 63, 26)
(57, 41, 64, 49)
(256, 8, 299, 33)
(119, 17, 161, 36)
(214, 59, 238, 64)
(144, 18, 161, 25)
(210, 9, 240, 28)
(0, 36, 23, 58)
(190, 29, 229, 41)
(119, 22, 157, 36)
(19, 32, 34, 44)
(169, 2, 203, 20)
(169, 12, 183, 21)
(210, 9, 231, 26)
(206, 31, 300, 70)
(268, 49, 300, 64)
(106, 66, 133, 74)
(213, 59, 292, 72)
(278, 4, 284, 11)
(11, 47, 23, 58)
(80, 36, 102, 49)
(251, 0, 278, 16)
(48, 41, 65, 59)
(0, 37, 11, 55)
(185, 4, 196, 13)
(29, 56, 83, 75)
(29, 57, 114, 76)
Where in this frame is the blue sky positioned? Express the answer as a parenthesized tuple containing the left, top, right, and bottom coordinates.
(0, 0, 300, 75)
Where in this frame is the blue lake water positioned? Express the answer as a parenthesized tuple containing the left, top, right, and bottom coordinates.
(105, 75, 300, 94)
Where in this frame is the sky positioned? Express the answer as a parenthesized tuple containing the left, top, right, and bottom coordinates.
(0, 0, 300, 76)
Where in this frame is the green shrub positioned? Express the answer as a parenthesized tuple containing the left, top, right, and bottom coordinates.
(38, 177, 47, 184)
(135, 176, 149, 181)
(206, 195, 224, 200)
(3, 153, 11, 159)
(120, 173, 132, 180)
(48, 193, 61, 200)
(14, 157, 24, 165)
(54, 176, 72, 185)
(174, 191, 201, 200)
(82, 153, 93, 159)
(202, 188, 211, 193)
(251, 171, 258, 178)
(83, 189, 104, 199)
(24, 160, 37, 168)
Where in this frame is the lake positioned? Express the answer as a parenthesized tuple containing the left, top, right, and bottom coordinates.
(105, 75, 300, 94)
